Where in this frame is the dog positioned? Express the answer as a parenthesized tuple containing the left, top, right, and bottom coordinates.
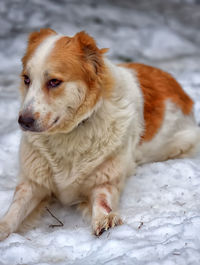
(0, 28, 199, 240)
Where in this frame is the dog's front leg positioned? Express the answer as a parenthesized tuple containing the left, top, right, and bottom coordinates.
(0, 181, 47, 240)
(91, 184, 123, 236)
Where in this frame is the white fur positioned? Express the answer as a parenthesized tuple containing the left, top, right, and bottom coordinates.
(27, 34, 62, 74)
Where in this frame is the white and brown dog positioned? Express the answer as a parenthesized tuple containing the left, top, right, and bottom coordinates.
(0, 28, 199, 239)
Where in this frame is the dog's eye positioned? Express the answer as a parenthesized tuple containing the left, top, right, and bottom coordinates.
(24, 75, 30, 86)
(47, 79, 62, 89)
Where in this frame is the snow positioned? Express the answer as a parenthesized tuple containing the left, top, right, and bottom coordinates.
(0, 0, 200, 264)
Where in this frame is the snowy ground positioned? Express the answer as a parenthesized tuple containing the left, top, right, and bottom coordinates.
(0, 0, 200, 264)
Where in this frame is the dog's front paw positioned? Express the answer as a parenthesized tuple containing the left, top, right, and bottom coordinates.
(93, 212, 123, 236)
(0, 221, 11, 241)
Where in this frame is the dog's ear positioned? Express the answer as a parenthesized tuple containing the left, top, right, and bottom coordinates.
(28, 28, 57, 44)
(74, 31, 108, 74)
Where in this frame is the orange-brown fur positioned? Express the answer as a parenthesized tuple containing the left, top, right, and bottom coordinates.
(120, 63, 194, 141)
(47, 33, 112, 94)
(15, 183, 26, 193)
(45, 32, 114, 133)
(34, 112, 40, 119)
(43, 112, 52, 129)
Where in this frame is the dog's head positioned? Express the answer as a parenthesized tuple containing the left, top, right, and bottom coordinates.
(18, 28, 112, 133)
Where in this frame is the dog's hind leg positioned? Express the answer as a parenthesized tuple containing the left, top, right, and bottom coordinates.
(166, 127, 200, 159)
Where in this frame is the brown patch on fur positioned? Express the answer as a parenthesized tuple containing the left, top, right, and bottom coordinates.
(98, 194, 112, 213)
(14, 183, 29, 202)
(120, 63, 194, 142)
(22, 28, 56, 68)
(15, 183, 25, 193)
(34, 112, 40, 119)
(46, 31, 114, 133)
(43, 112, 52, 128)
(47, 32, 113, 93)
(45, 82, 66, 101)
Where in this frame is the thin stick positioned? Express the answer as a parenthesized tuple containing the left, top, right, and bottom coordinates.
(138, 221, 144, 229)
(46, 207, 64, 228)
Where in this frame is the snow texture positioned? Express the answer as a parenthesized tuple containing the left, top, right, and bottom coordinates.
(0, 0, 200, 264)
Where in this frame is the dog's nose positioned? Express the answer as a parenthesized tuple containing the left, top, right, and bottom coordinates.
(18, 115, 35, 131)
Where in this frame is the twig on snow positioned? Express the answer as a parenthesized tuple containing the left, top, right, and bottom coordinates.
(46, 207, 64, 228)
(138, 222, 144, 229)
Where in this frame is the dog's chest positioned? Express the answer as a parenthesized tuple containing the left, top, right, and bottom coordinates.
(42, 132, 104, 203)
(46, 135, 83, 181)
(34, 109, 135, 204)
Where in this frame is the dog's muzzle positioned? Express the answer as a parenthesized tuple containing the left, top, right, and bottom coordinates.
(18, 115, 36, 132)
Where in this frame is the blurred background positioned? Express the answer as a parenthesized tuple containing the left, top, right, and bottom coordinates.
(0, 0, 200, 186)
(1, 0, 200, 72)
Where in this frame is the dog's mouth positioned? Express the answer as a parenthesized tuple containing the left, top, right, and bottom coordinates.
(39, 116, 61, 133)
(53, 116, 60, 125)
